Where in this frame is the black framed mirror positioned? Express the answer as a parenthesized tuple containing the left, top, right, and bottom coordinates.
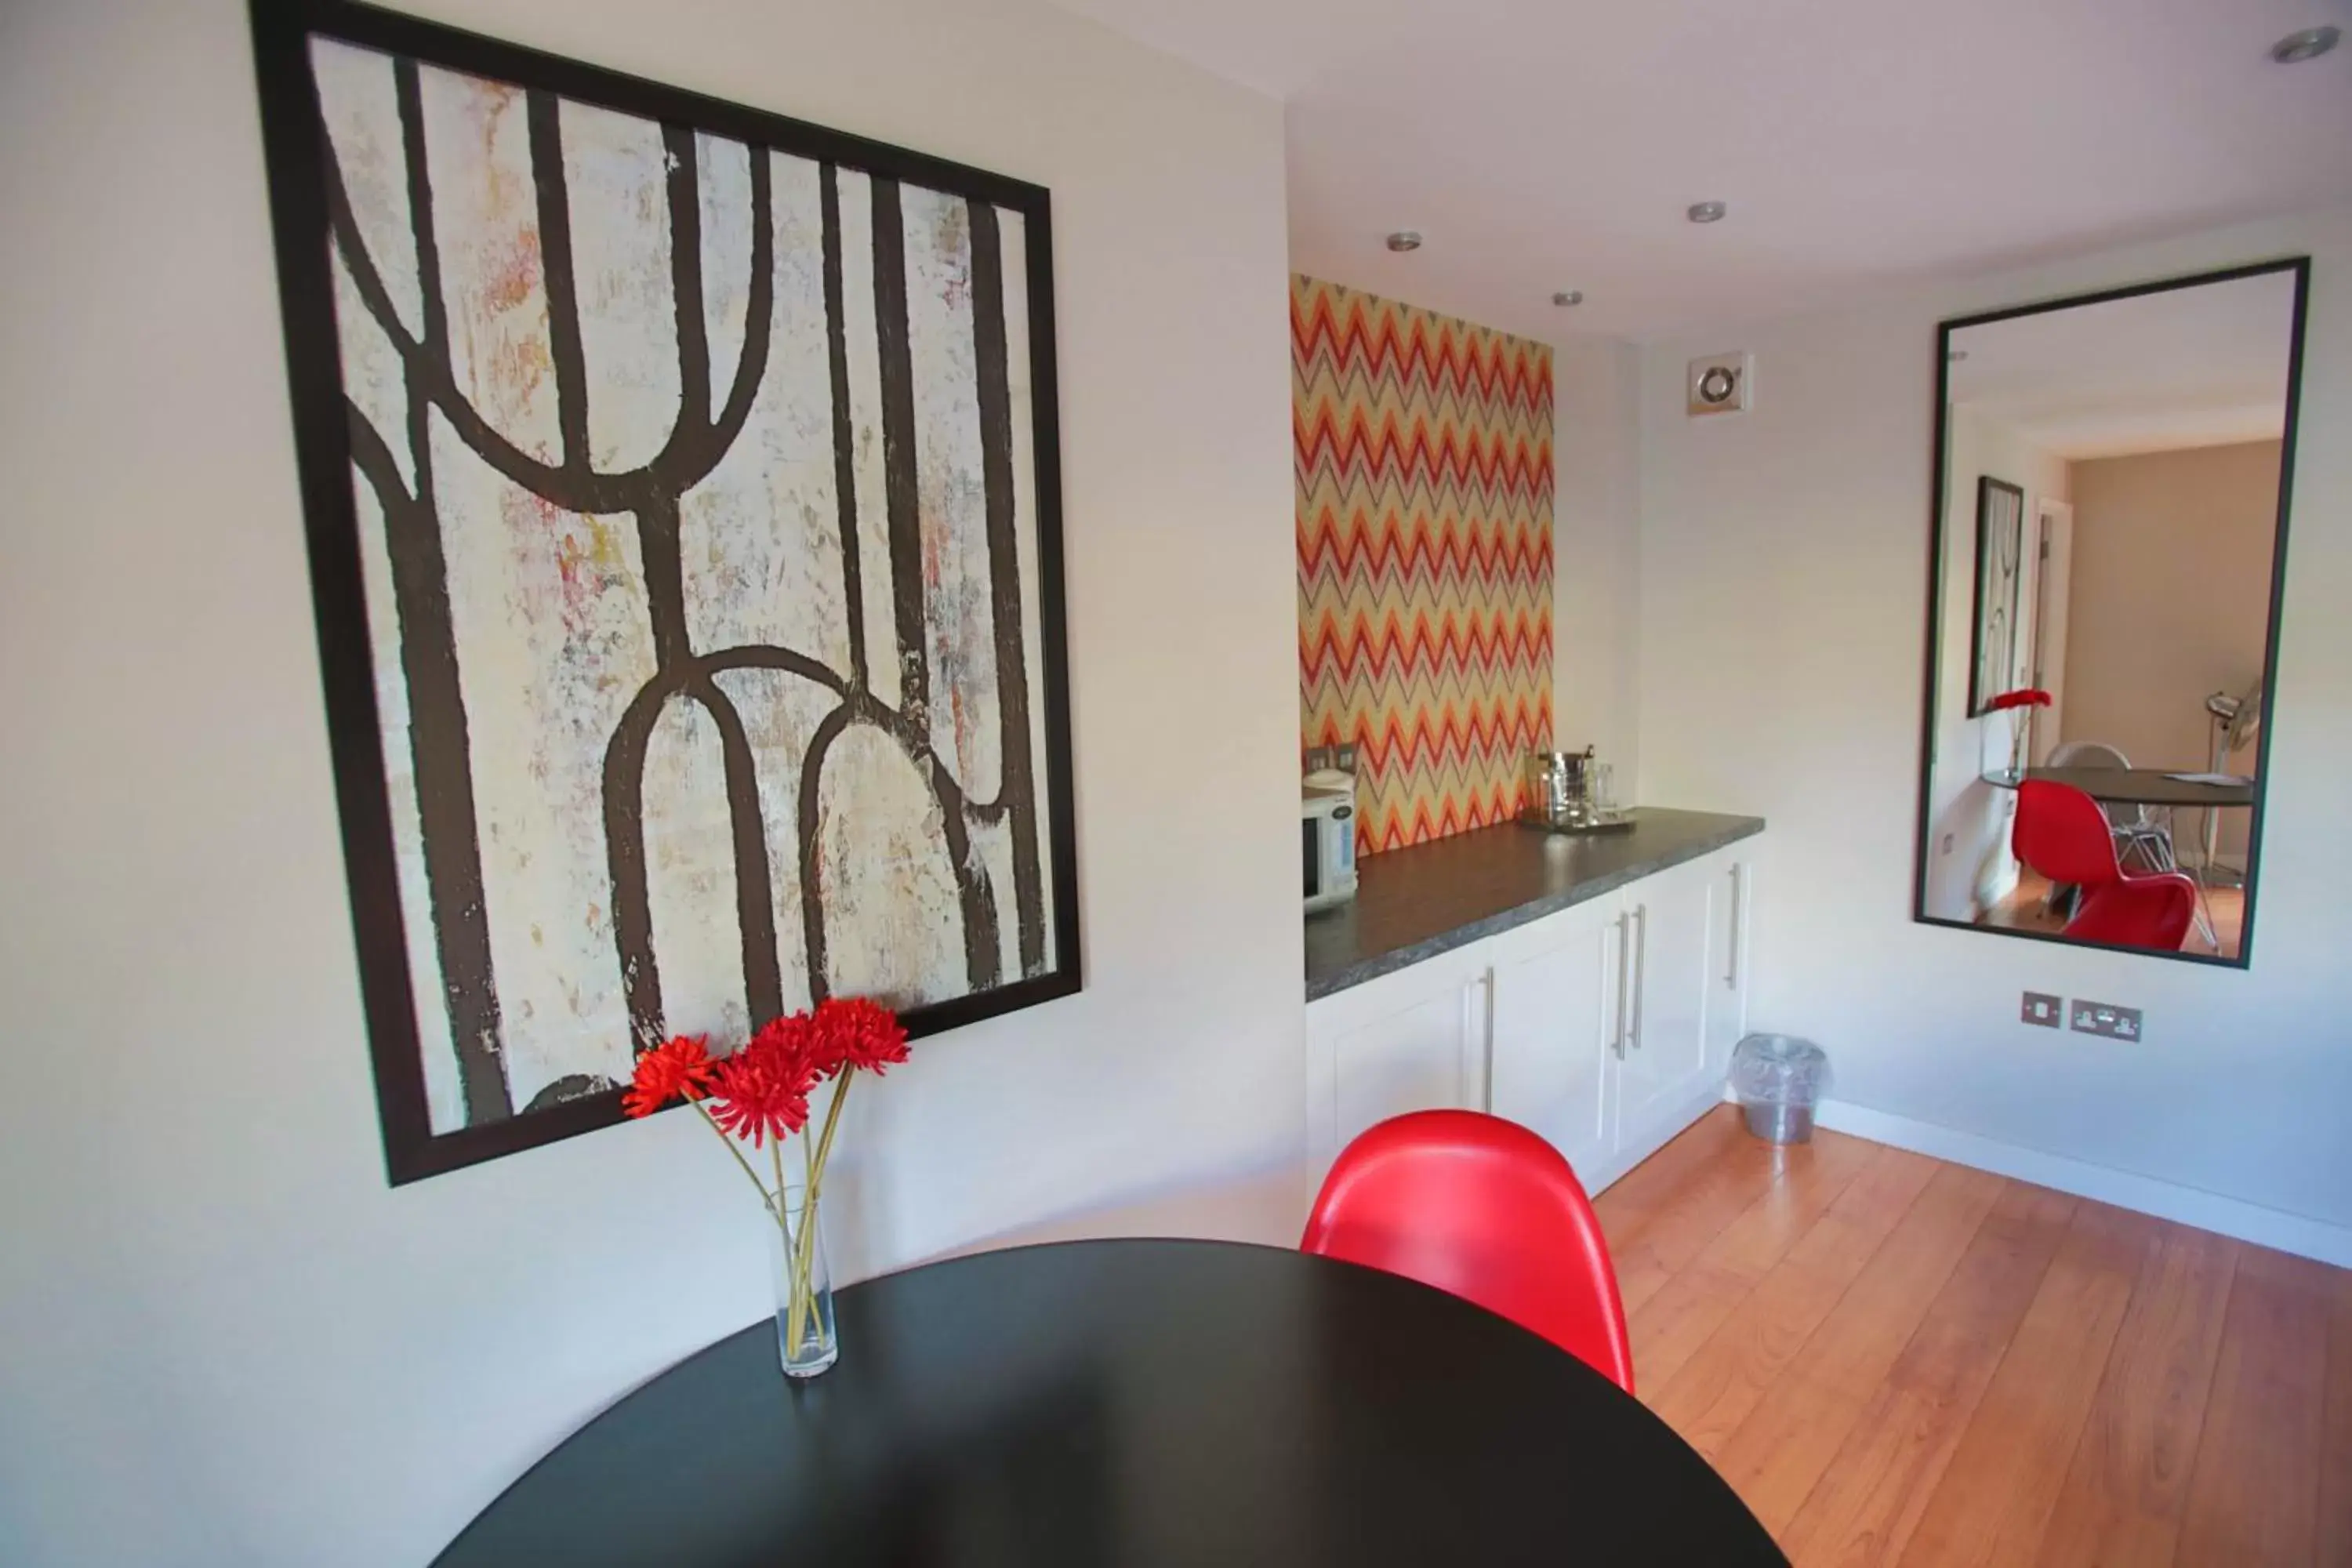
(1913, 259, 2309, 967)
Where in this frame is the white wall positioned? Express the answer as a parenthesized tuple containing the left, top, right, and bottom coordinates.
(1922, 406, 2068, 920)
(1551, 334, 1645, 784)
(0, 3, 1297, 1565)
(1638, 207, 2352, 1252)
(2065, 441, 2283, 866)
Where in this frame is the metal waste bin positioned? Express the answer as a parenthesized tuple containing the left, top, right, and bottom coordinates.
(1730, 1034, 1829, 1145)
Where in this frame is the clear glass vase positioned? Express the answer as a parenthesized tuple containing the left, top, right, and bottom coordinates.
(768, 1189, 838, 1379)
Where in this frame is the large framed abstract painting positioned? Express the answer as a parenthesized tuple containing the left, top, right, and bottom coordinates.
(1967, 476, 2024, 717)
(250, 0, 1080, 1182)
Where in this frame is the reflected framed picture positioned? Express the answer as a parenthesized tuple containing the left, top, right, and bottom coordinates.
(249, 0, 1080, 1181)
(1966, 477, 2024, 717)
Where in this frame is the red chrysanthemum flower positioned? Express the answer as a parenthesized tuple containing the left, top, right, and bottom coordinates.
(706, 1018, 819, 1147)
(621, 1034, 717, 1119)
(810, 996, 910, 1079)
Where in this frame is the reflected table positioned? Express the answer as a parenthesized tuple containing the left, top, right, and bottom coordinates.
(1982, 766, 2252, 810)
(433, 1238, 1788, 1566)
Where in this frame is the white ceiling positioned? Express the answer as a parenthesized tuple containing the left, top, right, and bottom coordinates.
(1049, 0, 2352, 341)
(1949, 269, 2298, 459)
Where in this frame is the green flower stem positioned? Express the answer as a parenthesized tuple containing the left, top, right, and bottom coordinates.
(786, 1120, 818, 1363)
(690, 1097, 779, 1222)
(784, 1070, 856, 1360)
(775, 1136, 808, 1358)
(805, 1070, 854, 1214)
(686, 1093, 823, 1359)
(679, 1069, 862, 1367)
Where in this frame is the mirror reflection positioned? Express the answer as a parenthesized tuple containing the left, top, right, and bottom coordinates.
(1915, 263, 2305, 965)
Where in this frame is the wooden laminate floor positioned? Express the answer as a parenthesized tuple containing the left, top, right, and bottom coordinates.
(1594, 1109, 2351, 1567)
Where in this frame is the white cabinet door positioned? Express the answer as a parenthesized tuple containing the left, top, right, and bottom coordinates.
(1312, 962, 1490, 1159)
(1305, 833, 1765, 1182)
(1487, 897, 1619, 1181)
(1613, 854, 1719, 1148)
(1704, 855, 1752, 1077)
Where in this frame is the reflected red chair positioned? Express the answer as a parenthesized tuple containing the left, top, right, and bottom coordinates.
(1301, 1109, 1635, 1392)
(2013, 780, 2198, 952)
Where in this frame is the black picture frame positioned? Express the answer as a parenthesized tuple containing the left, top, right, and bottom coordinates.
(1965, 476, 2026, 719)
(249, 0, 1081, 1182)
(1911, 256, 2310, 970)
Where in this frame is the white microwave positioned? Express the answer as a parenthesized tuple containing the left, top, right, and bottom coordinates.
(1303, 787, 1358, 913)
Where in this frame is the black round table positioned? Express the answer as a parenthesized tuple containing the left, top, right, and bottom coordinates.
(435, 1239, 1785, 1566)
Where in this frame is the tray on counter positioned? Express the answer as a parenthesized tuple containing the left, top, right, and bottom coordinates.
(1517, 809, 1637, 837)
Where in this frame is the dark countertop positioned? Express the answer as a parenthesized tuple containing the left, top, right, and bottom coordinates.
(1305, 809, 1766, 1000)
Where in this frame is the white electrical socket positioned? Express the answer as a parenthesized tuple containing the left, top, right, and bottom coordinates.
(2070, 1000, 2143, 1040)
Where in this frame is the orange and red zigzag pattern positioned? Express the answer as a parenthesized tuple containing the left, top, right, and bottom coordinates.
(1294, 412, 1554, 502)
(1299, 506, 1551, 600)
(1298, 606, 1553, 691)
(1295, 274, 1554, 855)
(1292, 283, 1553, 416)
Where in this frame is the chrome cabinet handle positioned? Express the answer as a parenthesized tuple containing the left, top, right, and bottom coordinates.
(1611, 913, 1630, 1059)
(1726, 863, 1744, 990)
(1475, 968, 1495, 1114)
(1629, 904, 1647, 1052)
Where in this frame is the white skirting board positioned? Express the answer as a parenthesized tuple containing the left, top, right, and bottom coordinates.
(1812, 1098, 2352, 1270)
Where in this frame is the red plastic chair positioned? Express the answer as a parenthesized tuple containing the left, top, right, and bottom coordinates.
(1301, 1109, 1635, 1392)
(2013, 780, 2198, 951)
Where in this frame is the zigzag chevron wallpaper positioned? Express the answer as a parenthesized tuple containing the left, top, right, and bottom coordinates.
(1294, 274, 1554, 854)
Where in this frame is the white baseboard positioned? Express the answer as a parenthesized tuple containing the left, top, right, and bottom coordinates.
(1813, 1098, 2352, 1269)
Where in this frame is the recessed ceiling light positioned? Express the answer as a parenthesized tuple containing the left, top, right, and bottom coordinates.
(1687, 201, 1729, 224)
(1385, 230, 1424, 252)
(2271, 25, 2339, 63)
(1552, 290, 1584, 307)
